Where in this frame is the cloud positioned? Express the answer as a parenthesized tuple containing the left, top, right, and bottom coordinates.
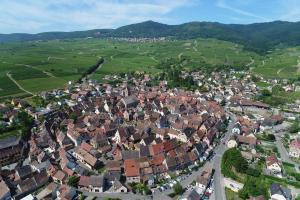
(216, 0, 269, 21)
(0, 0, 194, 33)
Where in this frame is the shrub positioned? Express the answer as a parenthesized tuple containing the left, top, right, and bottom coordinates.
(221, 148, 249, 180)
(173, 183, 184, 195)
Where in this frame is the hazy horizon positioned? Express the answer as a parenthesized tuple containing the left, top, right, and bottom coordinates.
(1, 0, 300, 34)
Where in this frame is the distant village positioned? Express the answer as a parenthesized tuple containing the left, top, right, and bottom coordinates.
(1, 70, 300, 200)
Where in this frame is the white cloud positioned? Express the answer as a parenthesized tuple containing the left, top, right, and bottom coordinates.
(0, 0, 194, 33)
(216, 0, 269, 21)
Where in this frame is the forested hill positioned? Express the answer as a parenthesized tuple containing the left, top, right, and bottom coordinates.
(1, 20, 300, 53)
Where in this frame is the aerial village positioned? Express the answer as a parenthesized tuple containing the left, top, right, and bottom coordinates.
(1, 70, 300, 200)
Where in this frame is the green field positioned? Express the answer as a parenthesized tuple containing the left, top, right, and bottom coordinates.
(252, 47, 300, 79)
(0, 37, 300, 99)
(0, 38, 261, 98)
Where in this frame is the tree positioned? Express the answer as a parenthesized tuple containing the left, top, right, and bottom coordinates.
(266, 134, 276, 141)
(261, 89, 271, 97)
(220, 99, 226, 106)
(18, 111, 34, 138)
(67, 176, 79, 187)
(69, 112, 78, 123)
(290, 122, 300, 133)
(221, 148, 249, 179)
(251, 75, 259, 82)
(238, 176, 268, 199)
(173, 183, 184, 195)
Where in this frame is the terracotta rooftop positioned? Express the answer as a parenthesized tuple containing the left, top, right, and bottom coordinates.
(124, 159, 140, 177)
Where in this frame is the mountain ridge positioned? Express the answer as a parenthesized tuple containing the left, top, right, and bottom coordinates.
(1, 20, 300, 53)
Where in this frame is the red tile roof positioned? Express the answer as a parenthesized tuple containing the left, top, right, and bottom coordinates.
(124, 159, 140, 177)
(53, 170, 66, 181)
(152, 154, 166, 165)
(80, 141, 93, 152)
(150, 143, 165, 156)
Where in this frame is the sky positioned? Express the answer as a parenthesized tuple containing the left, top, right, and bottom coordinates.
(0, 0, 300, 34)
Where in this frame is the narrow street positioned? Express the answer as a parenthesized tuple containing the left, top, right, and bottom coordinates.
(211, 113, 236, 200)
(80, 190, 152, 200)
(275, 135, 300, 172)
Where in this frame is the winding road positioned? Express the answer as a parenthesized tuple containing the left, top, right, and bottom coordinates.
(15, 63, 56, 78)
(6, 72, 34, 96)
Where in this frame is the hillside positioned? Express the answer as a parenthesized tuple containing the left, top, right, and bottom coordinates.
(1, 20, 300, 53)
(0, 38, 260, 99)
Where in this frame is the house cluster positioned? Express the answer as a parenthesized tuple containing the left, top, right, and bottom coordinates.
(179, 164, 214, 200)
(188, 71, 260, 105)
(62, 80, 227, 187)
(0, 164, 50, 199)
(0, 74, 229, 198)
(0, 103, 20, 128)
(226, 112, 289, 178)
(109, 37, 167, 43)
(227, 116, 259, 151)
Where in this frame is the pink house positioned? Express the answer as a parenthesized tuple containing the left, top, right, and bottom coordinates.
(289, 138, 300, 158)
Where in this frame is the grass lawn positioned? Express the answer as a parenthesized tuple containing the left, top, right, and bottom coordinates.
(283, 162, 295, 174)
(0, 129, 21, 139)
(225, 188, 242, 200)
(256, 81, 271, 88)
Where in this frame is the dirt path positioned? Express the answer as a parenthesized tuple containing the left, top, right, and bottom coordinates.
(150, 56, 158, 63)
(47, 56, 65, 61)
(178, 53, 183, 59)
(246, 58, 255, 67)
(277, 68, 284, 75)
(6, 72, 34, 96)
(193, 40, 198, 52)
(16, 64, 56, 78)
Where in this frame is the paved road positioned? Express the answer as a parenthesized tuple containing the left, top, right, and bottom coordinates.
(275, 135, 300, 172)
(211, 114, 236, 200)
(81, 190, 152, 200)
